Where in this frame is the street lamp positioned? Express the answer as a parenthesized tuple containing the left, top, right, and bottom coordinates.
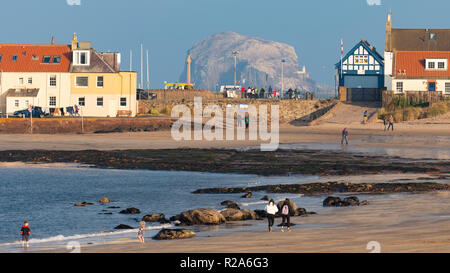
(232, 51, 239, 90)
(281, 59, 286, 98)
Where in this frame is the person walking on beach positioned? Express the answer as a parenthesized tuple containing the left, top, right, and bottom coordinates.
(20, 221, 31, 248)
(265, 199, 278, 232)
(387, 114, 394, 131)
(280, 199, 291, 232)
(341, 128, 349, 145)
(244, 114, 249, 129)
(363, 110, 368, 124)
(237, 114, 243, 127)
(138, 221, 146, 244)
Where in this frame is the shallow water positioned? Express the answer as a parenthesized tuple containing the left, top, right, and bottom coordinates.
(0, 163, 325, 252)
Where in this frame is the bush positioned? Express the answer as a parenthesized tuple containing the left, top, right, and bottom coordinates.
(149, 109, 160, 115)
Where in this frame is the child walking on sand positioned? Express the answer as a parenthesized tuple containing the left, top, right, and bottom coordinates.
(20, 221, 31, 248)
(138, 221, 146, 244)
(265, 199, 278, 232)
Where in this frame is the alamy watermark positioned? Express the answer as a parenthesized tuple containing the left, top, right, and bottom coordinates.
(171, 97, 279, 151)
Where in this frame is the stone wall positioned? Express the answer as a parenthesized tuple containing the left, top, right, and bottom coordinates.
(139, 98, 335, 124)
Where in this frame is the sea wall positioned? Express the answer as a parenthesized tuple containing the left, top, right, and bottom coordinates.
(0, 117, 173, 134)
(139, 98, 335, 124)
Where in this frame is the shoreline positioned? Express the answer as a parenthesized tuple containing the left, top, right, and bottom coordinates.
(41, 190, 450, 253)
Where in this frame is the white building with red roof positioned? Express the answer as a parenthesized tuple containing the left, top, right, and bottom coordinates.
(0, 42, 72, 115)
(385, 13, 450, 95)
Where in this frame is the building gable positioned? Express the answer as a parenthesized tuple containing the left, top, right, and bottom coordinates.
(336, 40, 384, 75)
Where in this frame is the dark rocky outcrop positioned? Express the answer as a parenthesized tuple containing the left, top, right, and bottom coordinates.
(261, 195, 270, 201)
(119, 207, 141, 214)
(153, 229, 196, 240)
(74, 202, 93, 207)
(323, 196, 368, 207)
(142, 213, 165, 222)
(114, 224, 134, 229)
(343, 196, 360, 206)
(220, 200, 240, 210)
(241, 192, 252, 198)
(323, 196, 344, 207)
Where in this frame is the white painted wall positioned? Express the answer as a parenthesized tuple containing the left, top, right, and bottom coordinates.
(392, 79, 450, 93)
(0, 72, 71, 114)
(384, 51, 393, 90)
(6, 96, 39, 114)
(70, 94, 135, 117)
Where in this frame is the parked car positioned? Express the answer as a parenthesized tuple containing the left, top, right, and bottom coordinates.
(14, 106, 48, 118)
(136, 89, 157, 100)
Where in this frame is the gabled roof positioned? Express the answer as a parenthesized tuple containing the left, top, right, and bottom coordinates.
(6, 88, 39, 97)
(70, 49, 120, 73)
(336, 40, 384, 67)
(0, 44, 71, 72)
(391, 29, 450, 51)
(395, 51, 450, 78)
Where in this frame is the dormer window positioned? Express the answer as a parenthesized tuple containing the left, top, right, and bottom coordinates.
(42, 56, 51, 64)
(73, 50, 90, 66)
(53, 56, 61, 64)
(425, 58, 447, 71)
(11, 55, 18, 62)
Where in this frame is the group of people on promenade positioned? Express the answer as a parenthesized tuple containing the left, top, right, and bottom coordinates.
(230, 86, 315, 100)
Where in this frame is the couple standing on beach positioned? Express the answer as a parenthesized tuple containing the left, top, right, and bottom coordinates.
(265, 198, 291, 232)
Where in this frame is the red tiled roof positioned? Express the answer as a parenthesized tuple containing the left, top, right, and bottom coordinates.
(395, 51, 450, 77)
(0, 44, 71, 72)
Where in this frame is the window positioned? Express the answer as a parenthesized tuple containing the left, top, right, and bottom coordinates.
(396, 82, 403, 92)
(438, 62, 445, 69)
(445, 83, 450, 94)
(120, 97, 127, 107)
(15, 100, 19, 107)
(353, 55, 368, 64)
(19, 78, 24, 85)
(426, 59, 447, 70)
(75, 76, 89, 87)
(97, 76, 104, 88)
(49, 75, 57, 87)
(28, 78, 32, 84)
(42, 56, 51, 63)
(73, 50, 90, 65)
(0, 55, 2, 63)
(12, 55, 18, 62)
(52, 56, 61, 64)
(428, 62, 435, 69)
(97, 97, 103, 107)
(25, 100, 29, 107)
(49, 96, 56, 106)
(430, 33, 436, 40)
(78, 97, 85, 106)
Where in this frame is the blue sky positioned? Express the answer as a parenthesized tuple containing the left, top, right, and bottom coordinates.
(0, 0, 448, 87)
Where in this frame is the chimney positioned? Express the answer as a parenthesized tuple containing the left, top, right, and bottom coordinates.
(51, 36, 55, 45)
(186, 55, 191, 85)
(385, 13, 392, 52)
(71, 33, 78, 50)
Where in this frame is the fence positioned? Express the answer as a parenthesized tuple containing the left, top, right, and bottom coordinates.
(382, 90, 448, 108)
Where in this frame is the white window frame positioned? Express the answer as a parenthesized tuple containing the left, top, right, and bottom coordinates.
(49, 75, 57, 87)
(396, 81, 403, 93)
(49, 96, 56, 107)
(73, 50, 90, 66)
(14, 100, 19, 107)
(425, 59, 447, 71)
(78, 97, 86, 106)
(96, 76, 104, 88)
(97, 97, 104, 107)
(28, 77, 32, 84)
(120, 97, 127, 107)
(75, 76, 89, 88)
(18, 77, 24, 85)
(445, 82, 450, 94)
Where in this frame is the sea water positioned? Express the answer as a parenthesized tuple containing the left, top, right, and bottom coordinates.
(0, 163, 326, 252)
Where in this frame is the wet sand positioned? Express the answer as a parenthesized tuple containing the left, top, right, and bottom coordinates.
(64, 191, 450, 253)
